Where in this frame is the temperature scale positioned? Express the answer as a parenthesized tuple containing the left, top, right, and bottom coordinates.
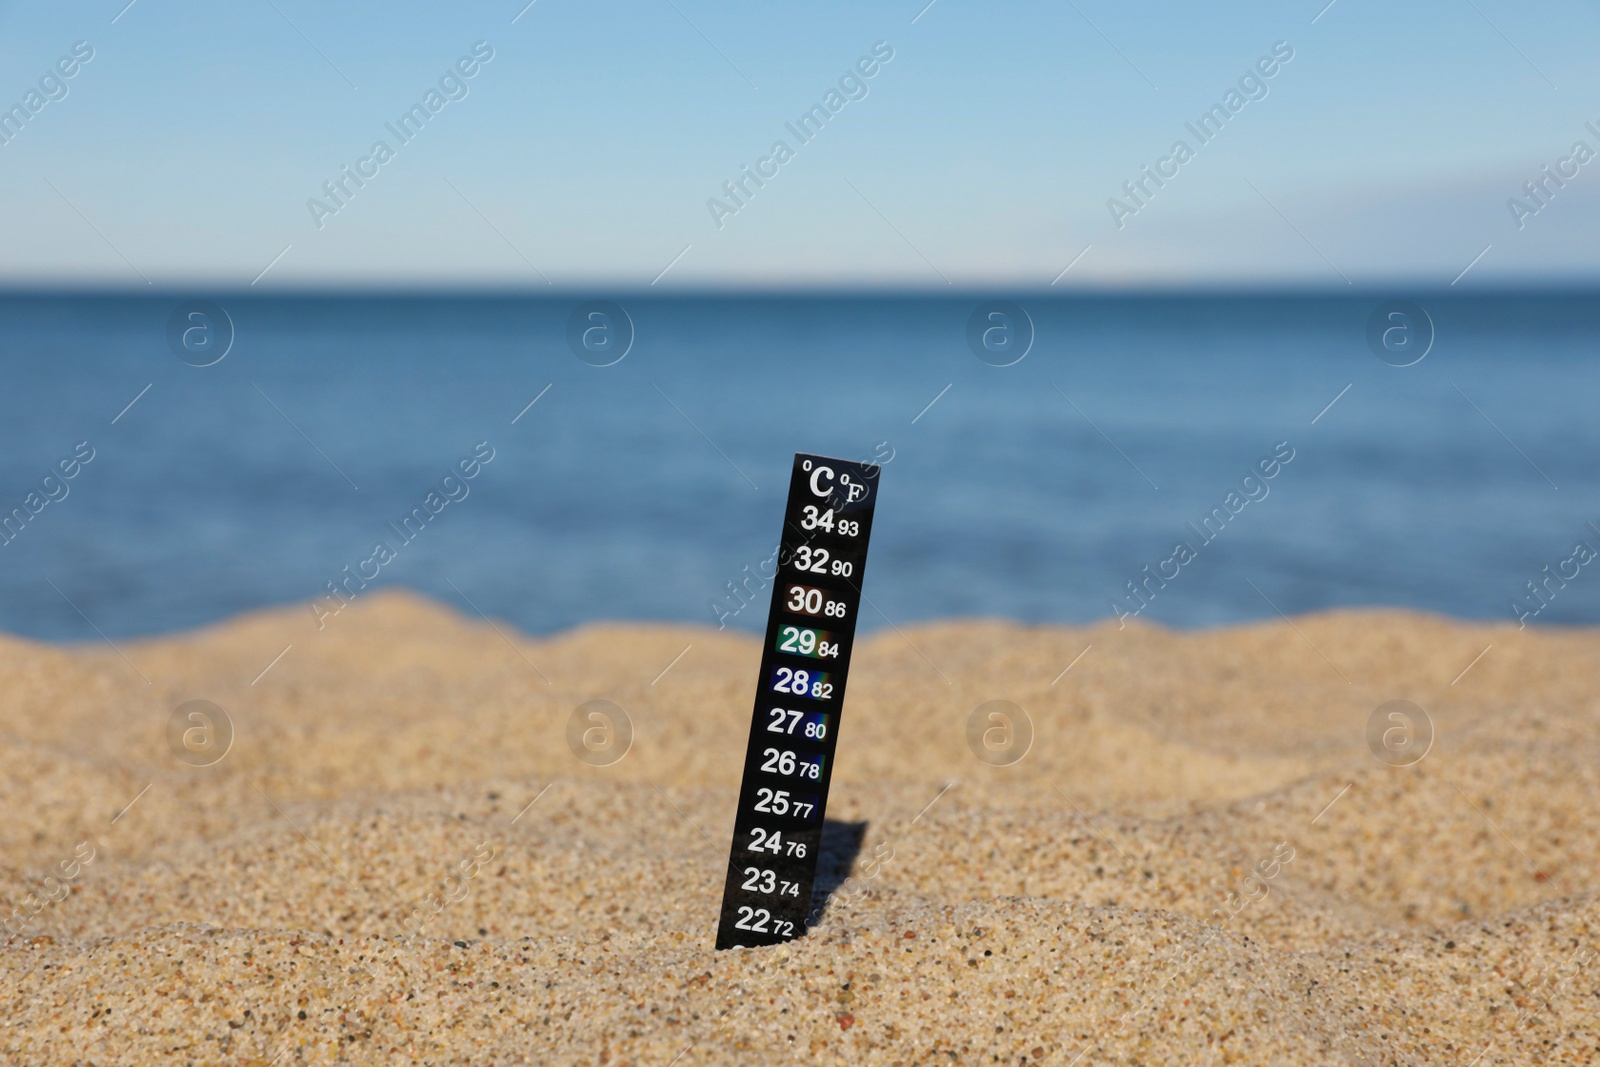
(714, 452, 880, 949)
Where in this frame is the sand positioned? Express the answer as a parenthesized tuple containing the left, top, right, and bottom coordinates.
(2, 590, 1597, 1065)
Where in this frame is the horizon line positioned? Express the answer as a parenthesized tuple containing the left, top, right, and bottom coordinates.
(0, 280, 1597, 300)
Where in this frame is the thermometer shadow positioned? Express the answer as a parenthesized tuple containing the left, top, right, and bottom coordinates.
(807, 819, 869, 923)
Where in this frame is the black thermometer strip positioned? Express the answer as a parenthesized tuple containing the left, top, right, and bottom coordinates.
(715, 452, 880, 950)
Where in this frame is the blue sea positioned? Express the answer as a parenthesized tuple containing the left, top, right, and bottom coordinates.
(1, 291, 1596, 641)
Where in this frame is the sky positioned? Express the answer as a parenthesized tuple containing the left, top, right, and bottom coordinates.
(0, 0, 1596, 289)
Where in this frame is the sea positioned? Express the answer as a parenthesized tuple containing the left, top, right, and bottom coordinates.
(1, 290, 1596, 641)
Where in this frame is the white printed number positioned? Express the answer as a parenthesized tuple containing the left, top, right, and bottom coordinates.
(773, 668, 832, 700)
(799, 507, 859, 537)
(779, 625, 839, 658)
(792, 546, 853, 578)
(773, 667, 808, 694)
(786, 585, 848, 619)
(767, 707, 803, 734)
(741, 867, 801, 897)
(767, 708, 829, 739)
(741, 867, 777, 893)
(747, 827, 810, 857)
(761, 747, 797, 775)
(762, 747, 822, 780)
(733, 906, 794, 937)
(754, 788, 815, 818)
(800, 505, 834, 532)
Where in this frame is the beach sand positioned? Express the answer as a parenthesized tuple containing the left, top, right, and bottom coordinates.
(2, 590, 1596, 1065)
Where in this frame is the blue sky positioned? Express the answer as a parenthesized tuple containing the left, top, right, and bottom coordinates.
(0, 0, 1596, 288)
